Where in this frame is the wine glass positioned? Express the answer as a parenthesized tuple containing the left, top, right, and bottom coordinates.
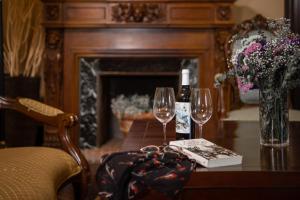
(191, 88, 213, 138)
(153, 87, 176, 145)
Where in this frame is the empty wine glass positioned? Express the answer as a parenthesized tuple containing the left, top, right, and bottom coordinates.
(153, 87, 176, 145)
(191, 88, 213, 138)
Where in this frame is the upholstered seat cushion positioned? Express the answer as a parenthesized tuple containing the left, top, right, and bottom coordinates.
(0, 147, 81, 200)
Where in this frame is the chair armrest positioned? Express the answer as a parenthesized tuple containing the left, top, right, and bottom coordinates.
(0, 96, 90, 193)
(0, 97, 75, 127)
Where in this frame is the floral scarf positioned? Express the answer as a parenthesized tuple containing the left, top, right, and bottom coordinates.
(96, 149, 195, 200)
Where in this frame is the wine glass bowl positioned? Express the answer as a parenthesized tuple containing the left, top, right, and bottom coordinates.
(191, 88, 213, 138)
(153, 107, 174, 124)
(153, 87, 176, 145)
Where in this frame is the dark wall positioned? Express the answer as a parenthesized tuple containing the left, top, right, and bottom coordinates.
(285, 0, 300, 33)
(0, 2, 42, 147)
(0, 0, 5, 142)
(285, 0, 300, 109)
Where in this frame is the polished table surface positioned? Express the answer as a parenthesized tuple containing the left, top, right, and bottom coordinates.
(121, 120, 300, 199)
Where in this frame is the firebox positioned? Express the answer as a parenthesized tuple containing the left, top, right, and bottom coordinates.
(79, 57, 198, 148)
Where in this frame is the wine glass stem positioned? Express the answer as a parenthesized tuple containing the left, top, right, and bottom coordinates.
(163, 123, 167, 145)
(198, 124, 203, 138)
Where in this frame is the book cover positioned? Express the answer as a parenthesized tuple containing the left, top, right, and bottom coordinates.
(169, 139, 243, 168)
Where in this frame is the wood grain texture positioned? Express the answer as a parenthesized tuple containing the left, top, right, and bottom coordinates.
(122, 120, 300, 199)
(43, 0, 235, 28)
(0, 0, 4, 142)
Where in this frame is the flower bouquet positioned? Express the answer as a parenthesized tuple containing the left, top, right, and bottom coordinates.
(216, 18, 300, 146)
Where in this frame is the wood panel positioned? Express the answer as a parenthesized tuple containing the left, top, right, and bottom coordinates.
(42, 0, 236, 3)
(64, 29, 212, 50)
(168, 3, 215, 24)
(43, 3, 63, 24)
(63, 3, 107, 25)
(43, 1, 235, 28)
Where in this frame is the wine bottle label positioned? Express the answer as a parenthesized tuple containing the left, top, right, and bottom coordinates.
(175, 102, 191, 134)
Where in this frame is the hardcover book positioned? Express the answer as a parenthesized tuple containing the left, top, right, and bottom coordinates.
(169, 139, 242, 168)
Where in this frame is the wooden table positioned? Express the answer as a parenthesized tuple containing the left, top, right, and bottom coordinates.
(121, 120, 300, 200)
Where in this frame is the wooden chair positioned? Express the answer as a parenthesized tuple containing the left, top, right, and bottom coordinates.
(216, 15, 275, 120)
(0, 96, 90, 200)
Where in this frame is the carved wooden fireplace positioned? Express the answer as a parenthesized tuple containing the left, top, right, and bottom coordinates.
(42, 0, 235, 146)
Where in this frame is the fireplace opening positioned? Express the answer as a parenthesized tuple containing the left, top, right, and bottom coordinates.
(79, 57, 199, 148)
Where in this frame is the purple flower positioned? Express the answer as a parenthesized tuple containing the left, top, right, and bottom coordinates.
(290, 38, 300, 46)
(240, 83, 254, 93)
(236, 77, 242, 85)
(219, 19, 300, 94)
(241, 65, 249, 71)
(244, 42, 262, 55)
(237, 77, 254, 93)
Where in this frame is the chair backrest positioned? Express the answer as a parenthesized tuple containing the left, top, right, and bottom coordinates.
(225, 15, 277, 105)
(0, 97, 65, 127)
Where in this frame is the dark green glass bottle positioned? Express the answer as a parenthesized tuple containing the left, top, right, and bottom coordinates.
(175, 69, 195, 140)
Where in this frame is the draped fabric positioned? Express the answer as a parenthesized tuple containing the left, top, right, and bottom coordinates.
(96, 149, 195, 200)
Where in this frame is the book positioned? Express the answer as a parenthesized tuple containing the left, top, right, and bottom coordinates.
(169, 138, 243, 168)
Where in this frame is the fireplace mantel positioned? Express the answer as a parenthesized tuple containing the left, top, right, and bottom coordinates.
(43, 0, 234, 28)
(42, 0, 236, 145)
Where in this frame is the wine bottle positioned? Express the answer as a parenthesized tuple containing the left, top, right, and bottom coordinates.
(175, 69, 194, 140)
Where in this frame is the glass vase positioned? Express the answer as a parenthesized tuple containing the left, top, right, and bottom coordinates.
(259, 90, 289, 147)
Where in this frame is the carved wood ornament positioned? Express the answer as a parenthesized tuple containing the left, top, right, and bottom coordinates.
(215, 30, 231, 67)
(45, 29, 63, 108)
(45, 4, 60, 21)
(44, 29, 64, 147)
(217, 6, 232, 21)
(112, 3, 164, 23)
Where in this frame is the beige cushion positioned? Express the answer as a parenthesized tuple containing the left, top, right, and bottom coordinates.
(0, 147, 81, 200)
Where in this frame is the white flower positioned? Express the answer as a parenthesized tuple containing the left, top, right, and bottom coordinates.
(111, 94, 152, 118)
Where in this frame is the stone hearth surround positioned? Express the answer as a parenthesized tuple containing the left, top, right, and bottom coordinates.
(42, 0, 235, 146)
(79, 57, 198, 148)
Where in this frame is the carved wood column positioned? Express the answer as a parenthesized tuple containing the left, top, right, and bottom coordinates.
(43, 29, 64, 147)
(44, 29, 63, 108)
(43, 3, 64, 146)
